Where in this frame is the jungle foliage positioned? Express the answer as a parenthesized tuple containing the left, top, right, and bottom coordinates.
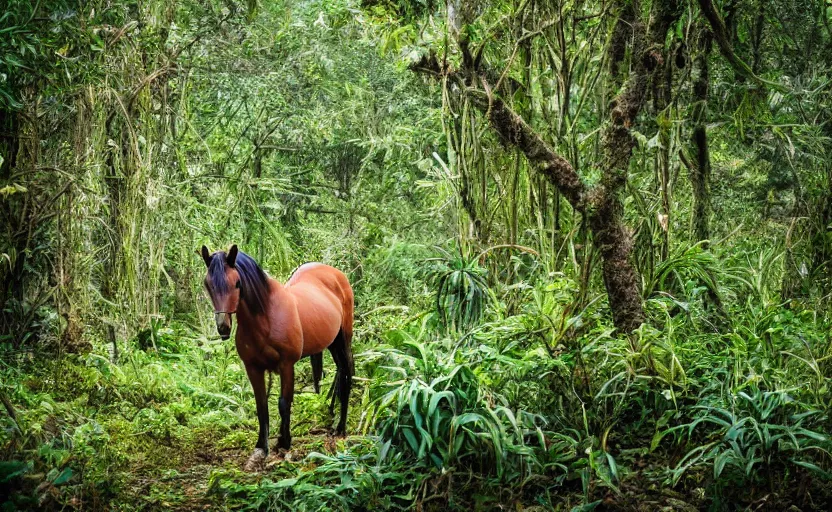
(2, 0, 832, 510)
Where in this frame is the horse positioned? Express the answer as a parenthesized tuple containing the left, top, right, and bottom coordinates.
(200, 245, 354, 457)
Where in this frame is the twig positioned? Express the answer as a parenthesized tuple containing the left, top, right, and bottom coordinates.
(1, 390, 22, 435)
(495, 18, 560, 92)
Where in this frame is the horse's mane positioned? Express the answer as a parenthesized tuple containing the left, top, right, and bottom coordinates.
(209, 250, 270, 315)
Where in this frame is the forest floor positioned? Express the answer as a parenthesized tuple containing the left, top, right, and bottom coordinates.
(1, 342, 709, 512)
(4, 318, 831, 511)
(115, 437, 703, 512)
(117, 431, 357, 510)
(0, 322, 384, 510)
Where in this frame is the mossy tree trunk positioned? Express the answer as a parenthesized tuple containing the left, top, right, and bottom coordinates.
(414, 0, 681, 333)
(690, 29, 713, 244)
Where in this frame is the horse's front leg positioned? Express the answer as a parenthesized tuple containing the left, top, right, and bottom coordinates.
(245, 365, 269, 456)
(277, 361, 295, 450)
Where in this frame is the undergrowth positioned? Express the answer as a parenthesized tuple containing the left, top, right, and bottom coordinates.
(3, 254, 832, 510)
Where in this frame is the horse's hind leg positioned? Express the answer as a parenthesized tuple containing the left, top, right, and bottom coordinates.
(336, 351, 351, 435)
(310, 353, 323, 394)
(326, 330, 352, 435)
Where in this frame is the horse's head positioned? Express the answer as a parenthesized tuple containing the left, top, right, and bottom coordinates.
(201, 244, 241, 340)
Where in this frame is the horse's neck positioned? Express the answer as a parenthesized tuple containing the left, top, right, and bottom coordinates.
(236, 276, 283, 328)
(268, 276, 286, 302)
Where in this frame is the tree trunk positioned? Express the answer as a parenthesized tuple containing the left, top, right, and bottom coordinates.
(690, 30, 713, 244)
(655, 44, 676, 261)
(482, 88, 647, 332)
(587, 0, 683, 333)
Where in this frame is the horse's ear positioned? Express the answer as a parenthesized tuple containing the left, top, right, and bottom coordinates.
(227, 245, 238, 268)
(201, 245, 212, 267)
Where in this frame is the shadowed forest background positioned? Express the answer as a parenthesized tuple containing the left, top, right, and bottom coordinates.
(2, 0, 832, 510)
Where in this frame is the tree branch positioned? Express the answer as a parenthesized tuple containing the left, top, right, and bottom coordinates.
(468, 89, 587, 210)
(696, 0, 787, 91)
(1, 390, 21, 435)
(411, 55, 586, 211)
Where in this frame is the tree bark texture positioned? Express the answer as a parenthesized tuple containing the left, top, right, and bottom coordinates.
(690, 29, 713, 244)
(587, 0, 682, 333)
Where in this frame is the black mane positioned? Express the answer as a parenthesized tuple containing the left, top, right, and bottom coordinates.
(208, 250, 270, 315)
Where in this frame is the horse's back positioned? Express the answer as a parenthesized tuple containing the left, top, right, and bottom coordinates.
(285, 263, 353, 356)
(286, 262, 351, 298)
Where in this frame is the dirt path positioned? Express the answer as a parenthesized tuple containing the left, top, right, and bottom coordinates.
(119, 432, 350, 511)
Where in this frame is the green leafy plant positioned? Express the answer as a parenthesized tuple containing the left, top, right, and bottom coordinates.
(427, 248, 494, 332)
(663, 388, 831, 500)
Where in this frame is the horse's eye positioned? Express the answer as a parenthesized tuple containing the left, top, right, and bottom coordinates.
(235, 281, 241, 289)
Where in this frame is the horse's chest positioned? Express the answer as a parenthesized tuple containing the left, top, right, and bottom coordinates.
(235, 333, 281, 370)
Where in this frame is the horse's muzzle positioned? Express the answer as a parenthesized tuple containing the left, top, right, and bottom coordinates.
(216, 313, 232, 340)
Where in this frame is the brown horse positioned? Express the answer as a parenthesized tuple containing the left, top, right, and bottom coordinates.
(200, 245, 354, 455)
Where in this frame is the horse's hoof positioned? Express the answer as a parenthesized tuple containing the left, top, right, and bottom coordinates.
(277, 437, 291, 450)
(243, 448, 267, 472)
(325, 426, 346, 438)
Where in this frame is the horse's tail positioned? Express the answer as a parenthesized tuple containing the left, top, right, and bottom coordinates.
(310, 352, 323, 394)
(343, 284, 355, 378)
